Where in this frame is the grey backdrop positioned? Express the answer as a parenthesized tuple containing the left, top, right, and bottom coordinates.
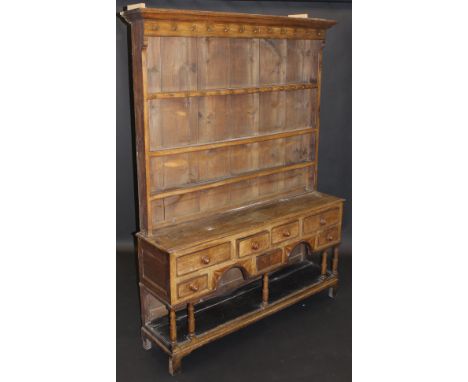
(116, 0, 351, 253)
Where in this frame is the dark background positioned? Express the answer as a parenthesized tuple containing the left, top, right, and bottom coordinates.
(117, 1, 351, 381)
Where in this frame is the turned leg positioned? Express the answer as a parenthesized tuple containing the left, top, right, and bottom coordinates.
(262, 273, 269, 306)
(187, 302, 195, 338)
(168, 355, 182, 375)
(329, 246, 340, 298)
(139, 286, 152, 350)
(169, 308, 177, 343)
(321, 249, 328, 278)
(332, 246, 339, 276)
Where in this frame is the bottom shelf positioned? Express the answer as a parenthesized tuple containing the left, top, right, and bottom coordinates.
(145, 260, 336, 351)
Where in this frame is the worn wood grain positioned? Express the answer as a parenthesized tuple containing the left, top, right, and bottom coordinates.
(146, 83, 316, 100)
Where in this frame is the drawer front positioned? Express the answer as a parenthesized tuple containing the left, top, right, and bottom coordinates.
(176, 242, 231, 276)
(177, 274, 208, 299)
(238, 231, 270, 258)
(271, 220, 299, 245)
(303, 207, 340, 234)
(256, 249, 283, 272)
(316, 226, 341, 249)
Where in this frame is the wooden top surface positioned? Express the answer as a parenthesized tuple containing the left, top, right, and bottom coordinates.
(140, 191, 344, 253)
(121, 7, 336, 30)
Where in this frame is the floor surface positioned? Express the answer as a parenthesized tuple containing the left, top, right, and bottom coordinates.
(117, 249, 351, 382)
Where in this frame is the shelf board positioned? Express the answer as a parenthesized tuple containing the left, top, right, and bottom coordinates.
(146, 83, 317, 100)
(149, 128, 316, 157)
(149, 161, 314, 201)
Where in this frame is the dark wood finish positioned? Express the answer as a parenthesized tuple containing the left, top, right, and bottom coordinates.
(121, 4, 341, 375)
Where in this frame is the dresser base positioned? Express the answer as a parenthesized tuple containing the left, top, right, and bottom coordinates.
(141, 259, 338, 375)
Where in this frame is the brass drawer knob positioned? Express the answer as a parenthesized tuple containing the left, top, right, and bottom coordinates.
(283, 230, 291, 237)
(201, 255, 211, 264)
(327, 235, 334, 242)
(251, 241, 260, 250)
(320, 217, 327, 225)
(189, 283, 199, 292)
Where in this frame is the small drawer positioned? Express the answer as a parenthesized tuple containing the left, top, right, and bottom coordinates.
(256, 249, 283, 272)
(176, 242, 231, 276)
(237, 231, 270, 258)
(177, 274, 208, 299)
(271, 220, 299, 245)
(304, 207, 340, 234)
(316, 226, 341, 249)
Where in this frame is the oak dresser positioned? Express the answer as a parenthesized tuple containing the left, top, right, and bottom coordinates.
(120, 4, 343, 375)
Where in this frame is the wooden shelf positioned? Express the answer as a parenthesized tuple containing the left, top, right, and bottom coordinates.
(150, 161, 314, 201)
(149, 128, 316, 157)
(146, 83, 317, 100)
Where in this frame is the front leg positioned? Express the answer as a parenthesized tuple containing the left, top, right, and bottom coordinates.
(328, 283, 338, 298)
(141, 334, 152, 350)
(168, 355, 182, 375)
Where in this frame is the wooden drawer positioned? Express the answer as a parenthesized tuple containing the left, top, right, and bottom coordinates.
(316, 225, 341, 249)
(271, 220, 299, 245)
(177, 275, 208, 299)
(176, 242, 231, 276)
(256, 249, 283, 272)
(237, 231, 270, 258)
(303, 207, 340, 234)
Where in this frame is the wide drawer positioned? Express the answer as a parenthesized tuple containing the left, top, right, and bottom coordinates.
(176, 242, 231, 276)
(316, 225, 341, 249)
(271, 220, 299, 245)
(237, 231, 270, 258)
(303, 207, 340, 234)
(177, 274, 208, 299)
